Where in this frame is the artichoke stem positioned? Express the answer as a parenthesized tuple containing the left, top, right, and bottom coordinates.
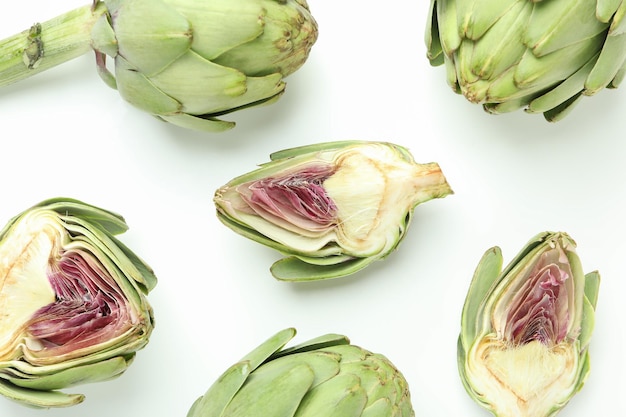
(0, 3, 106, 88)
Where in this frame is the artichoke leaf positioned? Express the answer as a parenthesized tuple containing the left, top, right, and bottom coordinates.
(270, 256, 376, 282)
(6, 356, 129, 390)
(526, 0, 608, 57)
(460, 246, 503, 351)
(527, 55, 597, 113)
(168, 0, 266, 61)
(157, 113, 236, 132)
(295, 374, 367, 417)
(426, 0, 444, 65)
(456, 0, 522, 40)
(597, 0, 624, 23)
(541, 93, 584, 122)
(436, 0, 462, 55)
(585, 32, 626, 94)
(110, 0, 192, 76)
(220, 362, 314, 417)
(0, 379, 83, 408)
(187, 362, 252, 417)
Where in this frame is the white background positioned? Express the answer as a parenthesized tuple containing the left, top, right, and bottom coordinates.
(1, 1, 625, 416)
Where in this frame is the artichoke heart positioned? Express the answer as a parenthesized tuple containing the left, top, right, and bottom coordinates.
(458, 232, 600, 417)
(0, 198, 156, 408)
(214, 141, 453, 281)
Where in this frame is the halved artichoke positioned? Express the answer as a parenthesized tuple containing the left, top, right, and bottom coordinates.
(0, 198, 156, 408)
(458, 232, 600, 417)
(214, 141, 453, 281)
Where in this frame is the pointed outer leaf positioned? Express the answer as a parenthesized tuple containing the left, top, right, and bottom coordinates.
(513, 32, 605, 92)
(597, 0, 623, 23)
(456, 39, 481, 87)
(465, 0, 531, 82)
(90, 13, 118, 58)
(444, 53, 461, 92)
(527, 55, 597, 113)
(361, 398, 392, 417)
(111, 0, 191, 76)
(240, 328, 297, 371)
(209, 2, 318, 78)
(95, 54, 118, 90)
(271, 256, 377, 282)
(610, 1, 626, 35)
(221, 363, 315, 417)
(166, 0, 264, 61)
(104, 235, 157, 293)
(456, 0, 522, 40)
(578, 271, 600, 348)
(187, 362, 252, 417)
(436, 0, 462, 55)
(268, 141, 372, 162)
(270, 334, 350, 359)
(526, 0, 609, 57)
(114, 56, 182, 115)
(35, 198, 128, 236)
(460, 247, 503, 351)
(609, 61, 626, 87)
(542, 92, 584, 121)
(563, 240, 587, 336)
(583, 271, 601, 309)
(7, 356, 129, 390)
(0, 379, 83, 408)
(295, 374, 368, 417)
(585, 33, 626, 94)
(483, 95, 531, 114)
(158, 113, 236, 132)
(149, 51, 285, 115)
(426, 0, 444, 65)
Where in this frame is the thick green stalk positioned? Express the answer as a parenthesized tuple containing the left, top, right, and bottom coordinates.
(0, 3, 106, 87)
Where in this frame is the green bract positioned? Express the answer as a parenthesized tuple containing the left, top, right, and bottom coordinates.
(0, 198, 157, 408)
(0, 0, 318, 131)
(214, 141, 453, 281)
(426, 0, 626, 121)
(187, 328, 414, 417)
(458, 232, 600, 417)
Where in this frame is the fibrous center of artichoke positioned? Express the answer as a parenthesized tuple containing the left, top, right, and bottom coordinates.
(0, 214, 128, 362)
(502, 248, 573, 347)
(240, 165, 338, 232)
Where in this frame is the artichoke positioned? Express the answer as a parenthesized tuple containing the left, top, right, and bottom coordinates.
(187, 328, 414, 417)
(426, 0, 626, 121)
(0, 0, 318, 131)
(0, 198, 156, 408)
(458, 232, 600, 417)
(214, 141, 453, 281)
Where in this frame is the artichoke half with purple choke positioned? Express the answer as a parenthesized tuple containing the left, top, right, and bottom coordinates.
(0, 198, 156, 408)
(458, 232, 600, 417)
(214, 141, 453, 281)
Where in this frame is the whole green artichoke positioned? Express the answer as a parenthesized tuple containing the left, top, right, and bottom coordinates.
(0, 0, 318, 131)
(426, 0, 626, 121)
(187, 328, 414, 417)
(458, 232, 600, 417)
(214, 141, 453, 281)
(0, 198, 157, 408)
